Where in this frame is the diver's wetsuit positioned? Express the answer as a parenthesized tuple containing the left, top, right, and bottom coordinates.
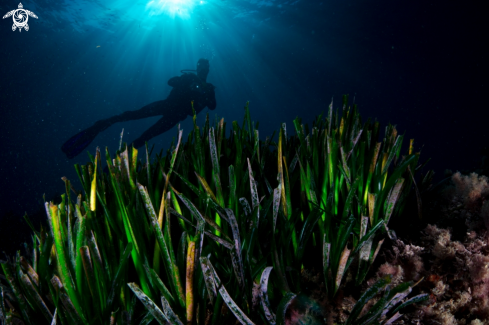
(96, 73, 216, 148)
(62, 59, 216, 159)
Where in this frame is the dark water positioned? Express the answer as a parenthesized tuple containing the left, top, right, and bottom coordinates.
(0, 0, 487, 255)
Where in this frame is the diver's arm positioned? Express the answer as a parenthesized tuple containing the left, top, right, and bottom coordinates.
(206, 85, 217, 110)
(207, 96, 216, 110)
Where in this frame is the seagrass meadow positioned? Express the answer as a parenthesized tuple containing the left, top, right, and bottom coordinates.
(0, 96, 429, 325)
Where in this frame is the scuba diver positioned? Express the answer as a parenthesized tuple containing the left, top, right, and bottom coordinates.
(61, 58, 216, 159)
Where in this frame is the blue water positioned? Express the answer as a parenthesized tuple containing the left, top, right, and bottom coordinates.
(0, 0, 487, 254)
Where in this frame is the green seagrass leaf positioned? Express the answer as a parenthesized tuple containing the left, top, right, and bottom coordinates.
(276, 292, 296, 325)
(128, 283, 169, 325)
(346, 276, 391, 325)
(259, 267, 276, 325)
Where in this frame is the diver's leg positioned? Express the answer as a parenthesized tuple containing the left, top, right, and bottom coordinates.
(132, 114, 185, 148)
(62, 100, 168, 159)
(93, 100, 168, 131)
(111, 100, 167, 122)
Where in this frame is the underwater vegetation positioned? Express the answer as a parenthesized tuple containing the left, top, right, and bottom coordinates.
(0, 96, 429, 324)
(370, 171, 489, 325)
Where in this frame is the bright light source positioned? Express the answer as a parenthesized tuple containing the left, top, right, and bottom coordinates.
(146, 0, 195, 19)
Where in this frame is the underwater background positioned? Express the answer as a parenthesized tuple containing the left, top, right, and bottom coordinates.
(0, 0, 487, 255)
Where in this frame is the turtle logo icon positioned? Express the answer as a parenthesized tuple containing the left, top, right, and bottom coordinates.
(3, 3, 38, 32)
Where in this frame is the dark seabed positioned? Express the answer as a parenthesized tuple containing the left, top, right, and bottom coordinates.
(0, 0, 487, 255)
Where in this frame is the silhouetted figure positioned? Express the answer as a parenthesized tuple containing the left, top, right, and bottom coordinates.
(62, 59, 216, 159)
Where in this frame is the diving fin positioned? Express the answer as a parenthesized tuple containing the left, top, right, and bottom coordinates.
(61, 123, 104, 159)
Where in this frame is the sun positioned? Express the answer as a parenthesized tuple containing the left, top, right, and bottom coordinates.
(146, 0, 196, 19)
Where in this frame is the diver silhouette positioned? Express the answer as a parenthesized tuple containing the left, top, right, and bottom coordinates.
(61, 59, 216, 159)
